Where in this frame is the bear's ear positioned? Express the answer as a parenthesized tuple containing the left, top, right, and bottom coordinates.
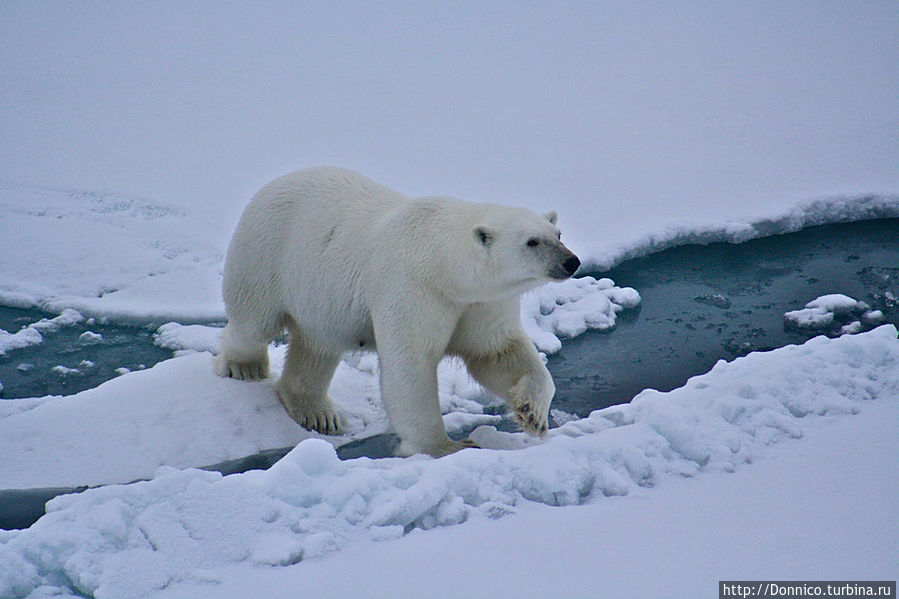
(473, 225, 494, 247)
(543, 211, 558, 225)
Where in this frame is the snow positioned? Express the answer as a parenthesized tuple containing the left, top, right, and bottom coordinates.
(153, 323, 222, 356)
(50, 365, 81, 377)
(157, 398, 898, 599)
(522, 277, 640, 353)
(585, 194, 899, 271)
(1, 325, 896, 598)
(805, 293, 866, 314)
(863, 310, 885, 325)
(0, 349, 377, 489)
(78, 331, 103, 344)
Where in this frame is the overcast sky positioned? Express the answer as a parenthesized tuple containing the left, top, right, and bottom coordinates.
(2, 2, 897, 247)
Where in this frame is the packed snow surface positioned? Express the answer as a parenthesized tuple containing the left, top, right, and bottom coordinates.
(1, 325, 896, 599)
(160, 398, 898, 599)
(0, 183, 225, 323)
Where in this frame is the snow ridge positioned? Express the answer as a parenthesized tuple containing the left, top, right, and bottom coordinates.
(583, 194, 899, 271)
(1, 325, 896, 599)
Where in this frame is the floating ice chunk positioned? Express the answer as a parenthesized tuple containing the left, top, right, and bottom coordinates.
(29, 308, 85, 334)
(694, 293, 732, 309)
(51, 365, 81, 376)
(805, 294, 863, 314)
(0, 309, 84, 356)
(840, 321, 863, 335)
(0, 326, 43, 356)
(862, 310, 885, 325)
(784, 293, 878, 336)
(784, 306, 834, 329)
(78, 331, 102, 344)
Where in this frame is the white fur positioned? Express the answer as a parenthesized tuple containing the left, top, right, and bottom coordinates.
(215, 167, 579, 457)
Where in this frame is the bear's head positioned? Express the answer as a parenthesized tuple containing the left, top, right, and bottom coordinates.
(466, 205, 580, 301)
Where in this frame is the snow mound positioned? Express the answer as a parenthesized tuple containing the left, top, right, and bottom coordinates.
(1, 325, 896, 599)
(784, 293, 885, 335)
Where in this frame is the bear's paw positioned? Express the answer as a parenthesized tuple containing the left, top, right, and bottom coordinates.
(280, 399, 344, 436)
(509, 375, 551, 437)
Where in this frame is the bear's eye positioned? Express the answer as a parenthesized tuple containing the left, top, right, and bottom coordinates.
(526, 237, 540, 247)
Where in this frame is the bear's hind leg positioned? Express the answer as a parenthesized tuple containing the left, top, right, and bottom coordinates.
(276, 327, 343, 435)
(215, 323, 271, 380)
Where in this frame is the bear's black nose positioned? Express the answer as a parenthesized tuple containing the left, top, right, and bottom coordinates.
(563, 255, 581, 275)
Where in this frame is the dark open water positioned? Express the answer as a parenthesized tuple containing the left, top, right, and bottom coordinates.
(549, 217, 899, 416)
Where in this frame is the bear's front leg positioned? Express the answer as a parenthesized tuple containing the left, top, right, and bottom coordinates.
(376, 333, 477, 458)
(507, 365, 554, 436)
(462, 334, 554, 437)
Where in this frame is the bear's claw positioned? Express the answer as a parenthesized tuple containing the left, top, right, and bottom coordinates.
(514, 406, 548, 437)
(509, 376, 551, 437)
(396, 437, 480, 458)
(277, 392, 344, 436)
(214, 355, 270, 381)
(432, 438, 480, 457)
(291, 408, 343, 436)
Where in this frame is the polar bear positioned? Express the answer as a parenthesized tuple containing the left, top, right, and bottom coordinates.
(215, 167, 580, 457)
